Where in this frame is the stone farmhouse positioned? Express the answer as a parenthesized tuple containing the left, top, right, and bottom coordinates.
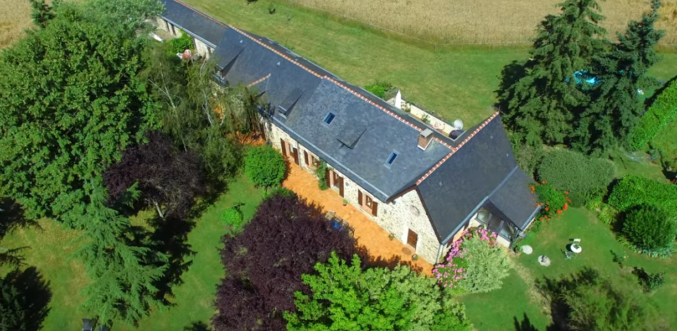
(156, 0, 540, 263)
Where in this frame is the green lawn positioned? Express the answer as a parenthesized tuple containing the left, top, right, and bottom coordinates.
(183, 0, 677, 127)
(458, 270, 550, 331)
(461, 208, 677, 331)
(0, 176, 264, 331)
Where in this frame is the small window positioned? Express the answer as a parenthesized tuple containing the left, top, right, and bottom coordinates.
(323, 112, 335, 125)
(386, 152, 398, 165)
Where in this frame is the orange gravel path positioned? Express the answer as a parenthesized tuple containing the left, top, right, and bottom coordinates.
(282, 163, 433, 275)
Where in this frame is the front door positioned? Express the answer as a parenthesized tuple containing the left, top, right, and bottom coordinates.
(407, 229, 418, 248)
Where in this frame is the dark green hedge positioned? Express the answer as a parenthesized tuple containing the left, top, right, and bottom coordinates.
(609, 175, 677, 212)
(537, 149, 615, 206)
(623, 204, 676, 257)
(630, 79, 677, 150)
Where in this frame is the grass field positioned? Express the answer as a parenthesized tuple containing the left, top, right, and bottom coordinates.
(279, 0, 677, 45)
(0, 0, 34, 48)
(463, 208, 677, 331)
(0, 177, 264, 331)
(183, 0, 677, 127)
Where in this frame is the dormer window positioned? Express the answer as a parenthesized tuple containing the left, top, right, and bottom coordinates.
(323, 112, 335, 125)
(385, 151, 398, 167)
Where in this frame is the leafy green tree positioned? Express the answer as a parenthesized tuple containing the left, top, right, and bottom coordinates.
(75, 180, 168, 326)
(573, 0, 664, 155)
(144, 46, 262, 180)
(285, 252, 473, 331)
(457, 235, 511, 293)
(500, 0, 607, 146)
(0, 1, 161, 225)
(244, 145, 286, 188)
(623, 204, 676, 256)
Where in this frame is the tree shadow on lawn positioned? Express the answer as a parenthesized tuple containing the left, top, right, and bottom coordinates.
(0, 198, 41, 238)
(5, 266, 52, 331)
(514, 313, 562, 331)
(183, 320, 210, 331)
(535, 267, 601, 331)
(142, 214, 197, 305)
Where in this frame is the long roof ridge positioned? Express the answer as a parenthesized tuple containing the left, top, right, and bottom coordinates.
(247, 73, 271, 87)
(416, 112, 500, 185)
(168, 0, 455, 149)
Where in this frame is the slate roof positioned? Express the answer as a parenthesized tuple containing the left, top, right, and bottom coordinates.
(159, 0, 539, 242)
(487, 168, 540, 229)
(417, 116, 539, 241)
(159, 0, 226, 47)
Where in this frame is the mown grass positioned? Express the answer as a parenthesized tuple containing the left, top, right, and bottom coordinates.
(0, 176, 264, 331)
(466, 208, 677, 331)
(278, 0, 677, 45)
(185, 0, 677, 127)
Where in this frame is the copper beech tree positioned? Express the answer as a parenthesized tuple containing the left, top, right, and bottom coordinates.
(213, 193, 359, 331)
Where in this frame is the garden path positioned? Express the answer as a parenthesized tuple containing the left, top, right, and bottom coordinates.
(282, 163, 433, 275)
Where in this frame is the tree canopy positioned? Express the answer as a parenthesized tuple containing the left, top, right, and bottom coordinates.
(104, 131, 205, 219)
(0, 0, 162, 225)
(213, 193, 358, 331)
(500, 0, 607, 146)
(75, 180, 168, 327)
(285, 252, 473, 331)
(573, 0, 664, 155)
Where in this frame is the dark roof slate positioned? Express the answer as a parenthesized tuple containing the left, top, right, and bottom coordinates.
(278, 80, 451, 201)
(159, 0, 226, 46)
(417, 116, 537, 241)
(488, 168, 539, 229)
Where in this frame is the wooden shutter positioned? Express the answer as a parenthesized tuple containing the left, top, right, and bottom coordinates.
(304, 150, 309, 166)
(325, 168, 331, 188)
(338, 177, 344, 197)
(280, 138, 287, 157)
(292, 148, 299, 165)
(358, 190, 363, 205)
(371, 200, 378, 216)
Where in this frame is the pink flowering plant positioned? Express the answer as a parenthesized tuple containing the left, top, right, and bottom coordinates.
(433, 226, 510, 293)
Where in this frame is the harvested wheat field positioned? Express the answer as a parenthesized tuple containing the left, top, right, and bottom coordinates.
(282, 0, 677, 45)
(0, 0, 33, 48)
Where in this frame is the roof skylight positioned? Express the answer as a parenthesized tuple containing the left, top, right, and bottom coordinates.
(323, 112, 335, 125)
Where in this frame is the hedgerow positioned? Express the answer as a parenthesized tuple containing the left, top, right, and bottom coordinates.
(623, 204, 676, 257)
(608, 175, 677, 213)
(630, 78, 677, 150)
(537, 149, 614, 206)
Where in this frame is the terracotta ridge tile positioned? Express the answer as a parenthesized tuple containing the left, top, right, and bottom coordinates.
(415, 112, 500, 185)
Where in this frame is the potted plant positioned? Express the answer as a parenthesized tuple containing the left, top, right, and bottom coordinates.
(412, 254, 419, 261)
(342, 199, 348, 206)
(388, 233, 396, 240)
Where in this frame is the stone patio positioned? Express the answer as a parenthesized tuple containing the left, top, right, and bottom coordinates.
(282, 163, 433, 275)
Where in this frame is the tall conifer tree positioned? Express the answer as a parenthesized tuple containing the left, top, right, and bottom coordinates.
(500, 0, 607, 146)
(573, 0, 664, 155)
(76, 180, 167, 327)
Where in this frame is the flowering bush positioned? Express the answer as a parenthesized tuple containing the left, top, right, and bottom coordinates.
(433, 227, 510, 293)
(532, 181, 570, 221)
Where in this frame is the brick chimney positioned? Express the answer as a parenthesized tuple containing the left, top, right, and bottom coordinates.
(418, 129, 433, 150)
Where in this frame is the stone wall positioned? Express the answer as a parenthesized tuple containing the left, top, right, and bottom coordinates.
(265, 122, 442, 263)
(193, 38, 210, 58)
